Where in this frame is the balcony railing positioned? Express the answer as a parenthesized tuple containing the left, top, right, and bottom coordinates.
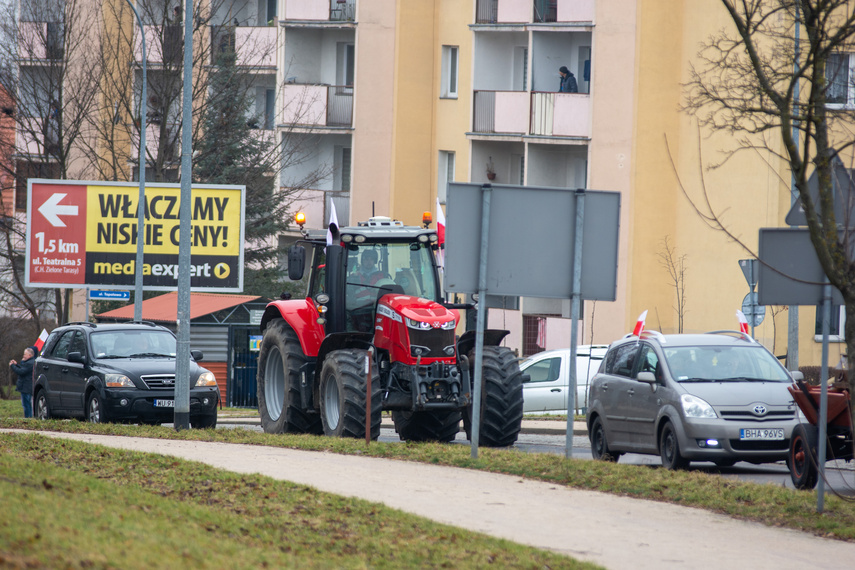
(473, 90, 590, 138)
(475, 0, 594, 24)
(19, 22, 64, 61)
(530, 91, 590, 137)
(135, 25, 183, 64)
(282, 84, 353, 127)
(131, 123, 179, 160)
(284, 0, 357, 21)
(473, 91, 529, 134)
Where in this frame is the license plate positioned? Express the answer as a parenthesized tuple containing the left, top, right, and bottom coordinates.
(154, 399, 174, 408)
(740, 428, 784, 440)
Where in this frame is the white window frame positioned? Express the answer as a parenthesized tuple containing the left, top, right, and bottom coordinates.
(437, 150, 455, 203)
(815, 304, 845, 342)
(441, 45, 458, 99)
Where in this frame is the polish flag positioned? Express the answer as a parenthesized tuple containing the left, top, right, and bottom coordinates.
(536, 317, 547, 348)
(34, 329, 49, 352)
(436, 198, 446, 268)
(632, 310, 648, 336)
(326, 200, 339, 247)
(736, 310, 750, 334)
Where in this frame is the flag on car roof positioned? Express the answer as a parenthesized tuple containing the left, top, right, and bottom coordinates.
(34, 329, 49, 352)
(736, 310, 750, 334)
(632, 310, 647, 336)
(326, 200, 339, 247)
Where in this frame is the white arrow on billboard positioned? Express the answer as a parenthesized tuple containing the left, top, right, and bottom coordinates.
(38, 193, 78, 227)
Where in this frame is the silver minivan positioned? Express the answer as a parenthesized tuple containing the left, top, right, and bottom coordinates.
(587, 331, 801, 469)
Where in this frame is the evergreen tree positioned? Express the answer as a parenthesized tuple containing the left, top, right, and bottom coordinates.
(194, 47, 291, 297)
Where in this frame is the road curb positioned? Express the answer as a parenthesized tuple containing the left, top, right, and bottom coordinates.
(217, 416, 588, 437)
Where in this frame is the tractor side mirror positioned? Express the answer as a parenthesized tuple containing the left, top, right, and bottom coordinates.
(288, 245, 305, 280)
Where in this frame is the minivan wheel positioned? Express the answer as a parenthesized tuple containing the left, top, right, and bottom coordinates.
(590, 417, 620, 462)
(659, 422, 688, 470)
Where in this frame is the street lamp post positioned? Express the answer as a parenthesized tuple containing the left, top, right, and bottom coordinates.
(123, 0, 146, 322)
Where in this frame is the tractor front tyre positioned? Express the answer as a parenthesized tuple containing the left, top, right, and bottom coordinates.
(319, 349, 381, 439)
(463, 346, 524, 447)
(256, 319, 322, 435)
(392, 410, 461, 443)
(789, 423, 820, 490)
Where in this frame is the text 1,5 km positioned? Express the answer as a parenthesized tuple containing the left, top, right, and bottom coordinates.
(34, 232, 79, 254)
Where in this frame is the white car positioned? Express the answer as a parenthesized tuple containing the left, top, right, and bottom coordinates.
(520, 345, 608, 414)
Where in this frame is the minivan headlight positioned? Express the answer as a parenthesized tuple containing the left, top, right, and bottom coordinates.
(681, 394, 717, 419)
(195, 371, 217, 387)
(105, 373, 134, 388)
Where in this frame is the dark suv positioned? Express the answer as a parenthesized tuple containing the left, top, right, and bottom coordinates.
(33, 322, 219, 428)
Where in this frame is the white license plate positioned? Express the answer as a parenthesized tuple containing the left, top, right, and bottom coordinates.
(154, 399, 174, 408)
(739, 428, 784, 440)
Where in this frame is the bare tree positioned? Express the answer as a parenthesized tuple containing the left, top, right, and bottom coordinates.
(0, 0, 102, 325)
(683, 0, 855, 425)
(657, 235, 688, 333)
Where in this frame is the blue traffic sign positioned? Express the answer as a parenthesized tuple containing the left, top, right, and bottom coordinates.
(89, 290, 130, 300)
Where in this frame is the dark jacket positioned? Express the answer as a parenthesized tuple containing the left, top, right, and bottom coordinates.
(10, 357, 34, 395)
(559, 72, 578, 93)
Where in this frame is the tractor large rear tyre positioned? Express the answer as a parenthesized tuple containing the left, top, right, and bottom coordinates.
(463, 346, 524, 447)
(392, 410, 461, 443)
(319, 349, 381, 439)
(256, 319, 322, 435)
(789, 423, 820, 490)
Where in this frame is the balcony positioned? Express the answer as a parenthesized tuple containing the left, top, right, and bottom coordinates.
(16, 125, 50, 156)
(475, 0, 594, 24)
(18, 22, 64, 61)
(530, 92, 590, 137)
(284, 0, 357, 22)
(210, 26, 277, 68)
(131, 123, 179, 161)
(473, 91, 530, 135)
(134, 25, 183, 65)
(281, 84, 353, 128)
(473, 90, 590, 138)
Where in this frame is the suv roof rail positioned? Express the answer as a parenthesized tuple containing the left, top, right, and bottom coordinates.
(128, 321, 161, 327)
(706, 330, 757, 343)
(63, 321, 96, 328)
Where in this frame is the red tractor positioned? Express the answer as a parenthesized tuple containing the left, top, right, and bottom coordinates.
(255, 215, 524, 446)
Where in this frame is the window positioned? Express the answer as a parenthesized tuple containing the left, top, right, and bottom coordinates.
(337, 43, 355, 88)
(524, 357, 560, 384)
(815, 304, 845, 341)
(335, 146, 352, 192)
(441, 46, 458, 98)
(264, 89, 275, 130)
(826, 53, 853, 106)
(522, 315, 547, 356)
(605, 343, 638, 378)
(637, 345, 661, 381)
(437, 151, 455, 203)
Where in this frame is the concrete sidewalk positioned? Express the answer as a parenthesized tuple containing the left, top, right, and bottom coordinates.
(11, 429, 855, 570)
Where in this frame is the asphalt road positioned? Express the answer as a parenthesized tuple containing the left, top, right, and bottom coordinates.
(219, 418, 855, 496)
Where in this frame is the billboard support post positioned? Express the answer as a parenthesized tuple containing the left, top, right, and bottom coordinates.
(470, 184, 492, 459)
(566, 190, 585, 458)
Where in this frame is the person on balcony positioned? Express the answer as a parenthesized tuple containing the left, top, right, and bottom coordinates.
(558, 66, 578, 93)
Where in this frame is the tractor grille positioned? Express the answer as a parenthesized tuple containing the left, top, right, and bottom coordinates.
(141, 374, 177, 389)
(408, 328, 455, 358)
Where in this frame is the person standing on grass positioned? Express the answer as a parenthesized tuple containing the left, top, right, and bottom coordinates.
(9, 346, 36, 418)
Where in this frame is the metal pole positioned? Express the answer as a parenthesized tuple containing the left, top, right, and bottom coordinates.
(174, 0, 193, 430)
(566, 190, 585, 458)
(124, 0, 146, 322)
(470, 184, 492, 459)
(749, 261, 755, 339)
(787, 5, 801, 371)
(817, 281, 831, 512)
(365, 349, 373, 445)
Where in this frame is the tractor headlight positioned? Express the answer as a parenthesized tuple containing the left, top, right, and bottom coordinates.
(406, 318, 432, 330)
(441, 320, 456, 330)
